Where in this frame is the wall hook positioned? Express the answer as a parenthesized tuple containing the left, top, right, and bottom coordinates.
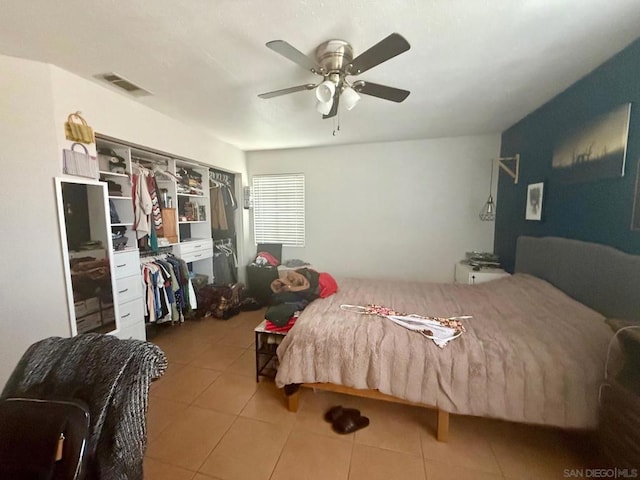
(498, 154, 520, 184)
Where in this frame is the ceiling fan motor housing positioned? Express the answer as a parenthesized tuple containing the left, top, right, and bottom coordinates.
(315, 40, 353, 76)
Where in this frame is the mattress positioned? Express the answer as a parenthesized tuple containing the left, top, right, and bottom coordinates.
(275, 274, 613, 429)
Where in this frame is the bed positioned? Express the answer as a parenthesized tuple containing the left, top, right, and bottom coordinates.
(275, 236, 640, 441)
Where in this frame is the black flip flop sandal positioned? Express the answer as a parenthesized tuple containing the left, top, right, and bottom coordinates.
(331, 411, 370, 434)
(324, 405, 361, 423)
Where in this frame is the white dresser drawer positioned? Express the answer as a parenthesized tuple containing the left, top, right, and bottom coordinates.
(114, 322, 147, 341)
(117, 297, 144, 329)
(182, 249, 213, 263)
(173, 239, 213, 256)
(115, 275, 142, 305)
(113, 250, 141, 279)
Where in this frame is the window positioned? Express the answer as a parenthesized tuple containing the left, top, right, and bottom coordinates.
(252, 173, 305, 247)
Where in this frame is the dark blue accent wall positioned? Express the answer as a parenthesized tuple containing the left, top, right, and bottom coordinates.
(495, 38, 640, 272)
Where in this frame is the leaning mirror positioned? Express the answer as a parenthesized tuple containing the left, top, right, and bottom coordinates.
(55, 177, 118, 335)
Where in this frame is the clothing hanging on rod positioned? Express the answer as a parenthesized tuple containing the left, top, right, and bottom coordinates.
(210, 172, 237, 237)
(132, 164, 164, 249)
(209, 171, 236, 206)
(140, 252, 196, 324)
(210, 185, 229, 230)
(212, 240, 237, 285)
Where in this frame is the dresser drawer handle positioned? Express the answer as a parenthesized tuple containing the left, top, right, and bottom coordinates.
(194, 245, 201, 248)
(116, 263, 126, 268)
(194, 254, 202, 258)
(121, 313, 131, 319)
(118, 288, 128, 294)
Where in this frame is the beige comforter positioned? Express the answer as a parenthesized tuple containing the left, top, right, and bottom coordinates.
(275, 274, 613, 429)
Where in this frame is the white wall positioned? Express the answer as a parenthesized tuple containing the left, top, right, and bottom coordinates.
(247, 135, 501, 282)
(0, 55, 247, 387)
(0, 56, 70, 386)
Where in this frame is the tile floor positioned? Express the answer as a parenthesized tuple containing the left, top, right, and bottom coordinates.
(143, 310, 604, 480)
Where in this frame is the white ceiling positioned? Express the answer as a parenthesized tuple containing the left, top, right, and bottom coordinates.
(1, 0, 639, 152)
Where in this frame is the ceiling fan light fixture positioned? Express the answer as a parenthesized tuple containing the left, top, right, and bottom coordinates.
(316, 98, 334, 115)
(315, 80, 335, 103)
(341, 86, 361, 111)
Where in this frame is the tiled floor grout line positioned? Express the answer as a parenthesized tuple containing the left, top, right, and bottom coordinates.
(345, 435, 356, 480)
(267, 419, 296, 480)
(193, 412, 242, 476)
(418, 418, 429, 480)
(484, 428, 509, 479)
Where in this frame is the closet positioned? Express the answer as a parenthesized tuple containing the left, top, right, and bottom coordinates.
(94, 134, 239, 330)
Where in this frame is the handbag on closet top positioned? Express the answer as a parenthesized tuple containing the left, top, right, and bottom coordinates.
(63, 143, 99, 179)
(64, 111, 95, 144)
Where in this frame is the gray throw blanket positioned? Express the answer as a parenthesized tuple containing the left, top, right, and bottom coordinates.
(1, 333, 167, 480)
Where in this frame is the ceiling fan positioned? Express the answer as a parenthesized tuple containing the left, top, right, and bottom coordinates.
(258, 33, 411, 119)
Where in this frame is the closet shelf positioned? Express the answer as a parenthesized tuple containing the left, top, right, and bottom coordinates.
(177, 192, 205, 198)
(178, 220, 207, 225)
(113, 246, 138, 254)
(99, 170, 129, 178)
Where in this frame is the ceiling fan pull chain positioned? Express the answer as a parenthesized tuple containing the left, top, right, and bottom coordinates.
(332, 111, 341, 136)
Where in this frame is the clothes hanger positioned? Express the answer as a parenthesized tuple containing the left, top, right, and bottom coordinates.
(153, 166, 180, 182)
(132, 162, 152, 175)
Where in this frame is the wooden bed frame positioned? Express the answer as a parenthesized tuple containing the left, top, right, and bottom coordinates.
(280, 236, 640, 443)
(285, 383, 450, 441)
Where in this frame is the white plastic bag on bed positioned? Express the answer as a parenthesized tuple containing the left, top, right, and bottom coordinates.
(385, 315, 462, 347)
(339, 304, 470, 348)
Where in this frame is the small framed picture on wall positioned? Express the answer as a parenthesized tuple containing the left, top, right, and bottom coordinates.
(526, 182, 544, 221)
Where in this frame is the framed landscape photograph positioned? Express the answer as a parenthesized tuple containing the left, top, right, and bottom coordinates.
(526, 182, 544, 221)
(552, 103, 631, 183)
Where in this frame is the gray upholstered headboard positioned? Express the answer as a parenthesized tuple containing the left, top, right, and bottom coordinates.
(514, 236, 640, 321)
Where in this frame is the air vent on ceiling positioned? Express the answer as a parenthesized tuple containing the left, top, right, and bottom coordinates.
(95, 72, 152, 97)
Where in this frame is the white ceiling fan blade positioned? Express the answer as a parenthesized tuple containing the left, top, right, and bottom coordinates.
(266, 40, 324, 75)
(348, 33, 410, 75)
(258, 84, 316, 99)
(354, 81, 410, 102)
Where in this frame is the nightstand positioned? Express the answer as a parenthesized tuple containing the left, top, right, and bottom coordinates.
(254, 320, 288, 382)
(454, 262, 510, 284)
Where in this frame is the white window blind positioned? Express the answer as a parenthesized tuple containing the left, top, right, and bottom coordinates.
(252, 173, 305, 247)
